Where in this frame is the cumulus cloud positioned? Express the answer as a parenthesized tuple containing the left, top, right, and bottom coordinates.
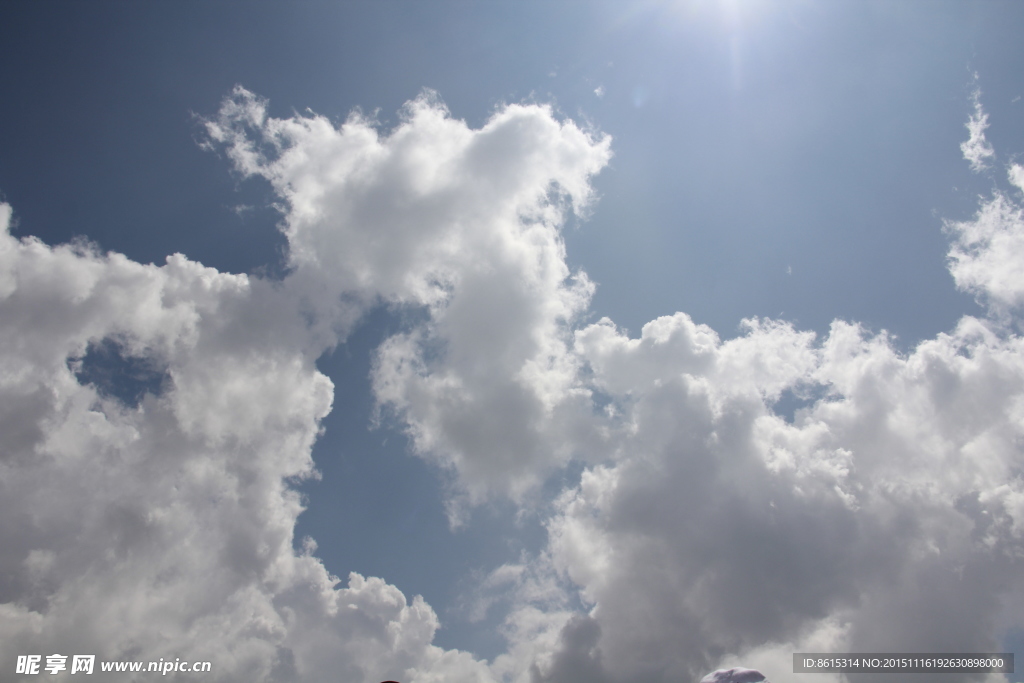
(0, 204, 494, 682)
(496, 95, 1024, 683)
(5, 83, 1024, 683)
(946, 99, 1024, 316)
(531, 310, 1024, 682)
(206, 85, 612, 508)
(946, 188, 1024, 315)
(1, 87, 614, 683)
(1009, 164, 1024, 193)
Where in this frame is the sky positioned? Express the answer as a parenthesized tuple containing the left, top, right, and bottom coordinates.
(2, 1, 1024, 682)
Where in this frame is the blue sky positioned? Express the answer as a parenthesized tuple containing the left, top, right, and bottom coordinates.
(2, 2, 1024, 682)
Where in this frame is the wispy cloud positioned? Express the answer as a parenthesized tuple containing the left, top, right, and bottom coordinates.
(961, 78, 996, 172)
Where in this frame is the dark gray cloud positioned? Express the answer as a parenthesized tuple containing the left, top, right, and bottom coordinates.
(700, 668, 767, 683)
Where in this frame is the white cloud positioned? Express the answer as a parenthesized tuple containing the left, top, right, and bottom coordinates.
(206, 86, 613, 508)
(945, 179, 1024, 315)
(1008, 163, 1024, 193)
(961, 84, 995, 173)
(499, 95, 1024, 683)
(533, 308, 1024, 681)
(0, 204, 497, 682)
(5, 83, 1024, 683)
(0, 87, 618, 683)
(202, 86, 1024, 683)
